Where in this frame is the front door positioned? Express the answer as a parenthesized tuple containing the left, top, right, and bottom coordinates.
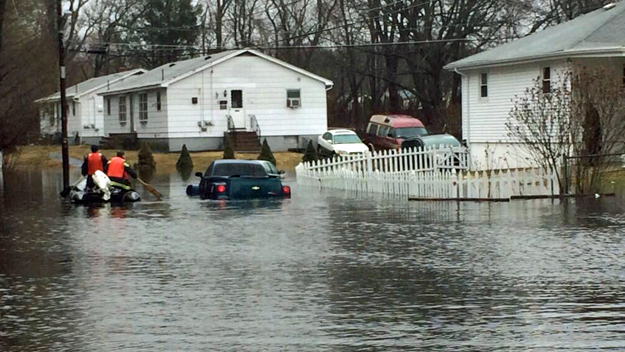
(229, 89, 245, 129)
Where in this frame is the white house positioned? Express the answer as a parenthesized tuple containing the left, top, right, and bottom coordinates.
(36, 69, 146, 144)
(445, 2, 625, 170)
(99, 48, 334, 152)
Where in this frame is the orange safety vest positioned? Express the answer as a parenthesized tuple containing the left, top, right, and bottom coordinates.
(87, 153, 104, 175)
(107, 156, 128, 180)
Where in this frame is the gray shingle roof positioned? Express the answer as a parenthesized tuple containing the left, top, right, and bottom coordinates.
(36, 69, 145, 102)
(99, 48, 334, 95)
(100, 50, 237, 95)
(445, 1, 625, 70)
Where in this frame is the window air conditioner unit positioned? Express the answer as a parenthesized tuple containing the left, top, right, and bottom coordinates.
(287, 98, 300, 108)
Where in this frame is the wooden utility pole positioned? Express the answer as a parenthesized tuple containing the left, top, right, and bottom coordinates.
(56, 0, 69, 189)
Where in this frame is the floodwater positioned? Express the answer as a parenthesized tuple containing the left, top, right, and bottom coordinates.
(1, 168, 624, 351)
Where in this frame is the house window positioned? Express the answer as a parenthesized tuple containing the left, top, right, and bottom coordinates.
(106, 98, 111, 115)
(156, 91, 161, 111)
(119, 96, 127, 124)
(72, 101, 75, 116)
(480, 73, 488, 98)
(287, 89, 301, 108)
(542, 67, 551, 93)
(139, 93, 148, 123)
(50, 104, 56, 126)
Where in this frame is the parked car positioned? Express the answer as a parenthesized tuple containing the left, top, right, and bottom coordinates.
(365, 114, 428, 151)
(317, 129, 369, 157)
(187, 160, 291, 200)
(400, 133, 461, 150)
(401, 133, 467, 170)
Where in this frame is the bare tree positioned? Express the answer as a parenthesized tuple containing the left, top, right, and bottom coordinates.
(506, 73, 574, 188)
(229, 0, 259, 47)
(0, 0, 6, 59)
(83, 0, 145, 76)
(209, 0, 234, 50)
(0, 0, 58, 151)
(569, 65, 625, 193)
(507, 65, 625, 193)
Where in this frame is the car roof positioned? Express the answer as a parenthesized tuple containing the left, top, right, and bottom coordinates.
(369, 114, 425, 128)
(212, 159, 265, 165)
(328, 129, 357, 135)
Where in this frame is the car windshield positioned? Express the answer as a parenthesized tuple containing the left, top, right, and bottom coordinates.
(211, 163, 268, 177)
(395, 127, 428, 138)
(333, 134, 362, 144)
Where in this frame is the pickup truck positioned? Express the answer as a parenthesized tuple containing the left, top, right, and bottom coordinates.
(188, 160, 291, 200)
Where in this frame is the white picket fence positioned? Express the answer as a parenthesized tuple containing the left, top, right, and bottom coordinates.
(306, 145, 469, 174)
(296, 161, 560, 200)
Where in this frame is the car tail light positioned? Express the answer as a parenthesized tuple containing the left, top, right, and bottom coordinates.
(282, 185, 291, 196)
(216, 184, 226, 193)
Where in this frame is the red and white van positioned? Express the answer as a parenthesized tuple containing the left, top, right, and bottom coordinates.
(365, 114, 428, 150)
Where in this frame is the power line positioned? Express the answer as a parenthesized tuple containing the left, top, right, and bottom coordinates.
(253, 38, 469, 50)
(71, 38, 472, 56)
(273, 0, 434, 44)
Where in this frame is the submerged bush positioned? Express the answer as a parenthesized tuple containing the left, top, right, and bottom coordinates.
(257, 139, 276, 166)
(137, 142, 156, 169)
(223, 135, 235, 159)
(302, 140, 317, 163)
(176, 144, 194, 169)
(176, 144, 194, 181)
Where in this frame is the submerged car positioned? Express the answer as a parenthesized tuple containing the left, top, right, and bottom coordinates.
(317, 129, 369, 157)
(187, 160, 291, 200)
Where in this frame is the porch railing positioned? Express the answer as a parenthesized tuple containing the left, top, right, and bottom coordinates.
(249, 114, 261, 139)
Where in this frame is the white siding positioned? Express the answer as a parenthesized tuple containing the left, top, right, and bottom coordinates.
(40, 102, 60, 135)
(136, 89, 169, 137)
(104, 90, 168, 136)
(463, 59, 568, 144)
(164, 55, 328, 138)
(80, 93, 106, 138)
(461, 57, 624, 169)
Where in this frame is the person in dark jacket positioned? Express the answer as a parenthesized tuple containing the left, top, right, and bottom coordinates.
(107, 151, 137, 191)
(81, 145, 108, 189)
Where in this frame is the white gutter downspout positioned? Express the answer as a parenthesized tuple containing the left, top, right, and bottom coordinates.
(210, 69, 214, 125)
(200, 69, 205, 129)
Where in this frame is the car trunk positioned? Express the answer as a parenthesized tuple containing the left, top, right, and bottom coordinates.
(227, 176, 283, 198)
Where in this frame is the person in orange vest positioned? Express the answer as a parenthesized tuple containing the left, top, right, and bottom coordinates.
(81, 145, 108, 190)
(107, 150, 137, 191)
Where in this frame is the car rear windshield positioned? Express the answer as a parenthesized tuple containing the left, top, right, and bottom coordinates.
(260, 162, 279, 174)
(333, 134, 362, 144)
(212, 163, 268, 177)
(395, 127, 428, 138)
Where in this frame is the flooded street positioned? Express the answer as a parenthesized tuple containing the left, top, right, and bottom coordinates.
(1, 169, 624, 351)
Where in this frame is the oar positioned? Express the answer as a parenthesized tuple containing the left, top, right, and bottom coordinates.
(137, 177, 163, 200)
(60, 176, 85, 197)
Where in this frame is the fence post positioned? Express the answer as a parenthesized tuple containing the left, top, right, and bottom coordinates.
(562, 154, 568, 195)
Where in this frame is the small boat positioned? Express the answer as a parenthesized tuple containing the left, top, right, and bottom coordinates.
(70, 171, 141, 204)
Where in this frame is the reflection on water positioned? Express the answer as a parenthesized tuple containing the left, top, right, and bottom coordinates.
(1, 169, 624, 351)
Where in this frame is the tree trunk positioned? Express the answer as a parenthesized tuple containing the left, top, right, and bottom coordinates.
(385, 52, 399, 112)
(0, 0, 6, 58)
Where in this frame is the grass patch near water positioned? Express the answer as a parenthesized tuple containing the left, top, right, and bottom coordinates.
(11, 145, 304, 172)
